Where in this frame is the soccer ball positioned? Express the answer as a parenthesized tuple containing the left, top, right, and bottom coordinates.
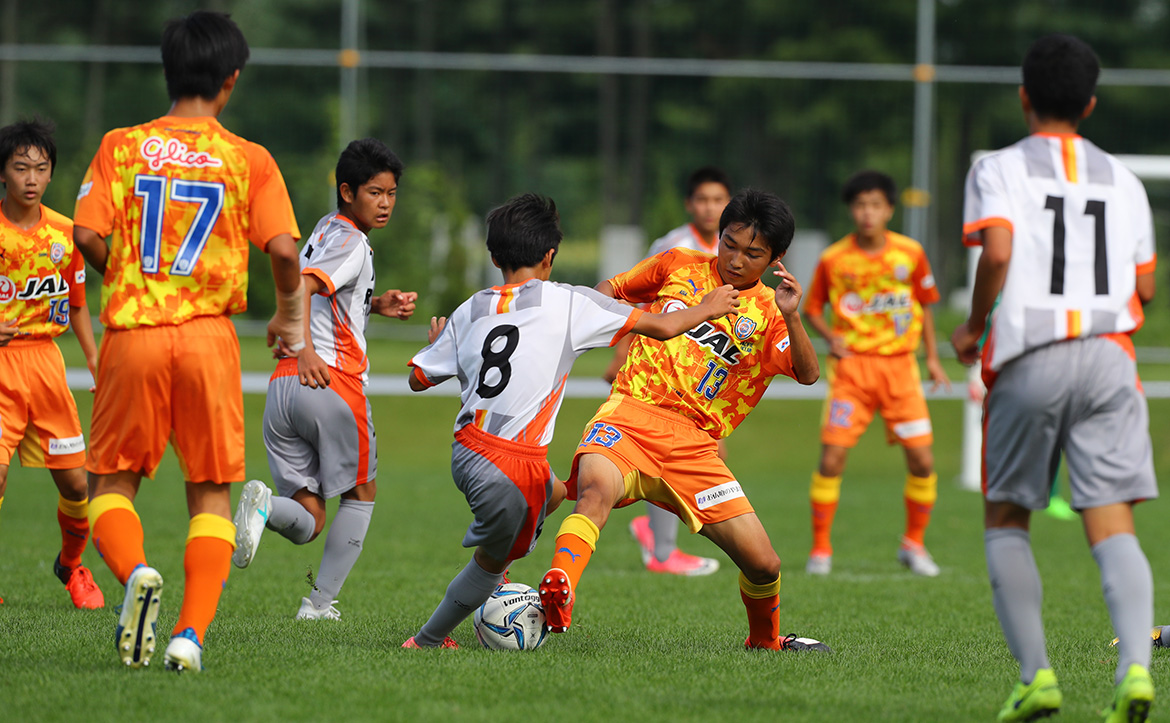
(473, 583, 548, 651)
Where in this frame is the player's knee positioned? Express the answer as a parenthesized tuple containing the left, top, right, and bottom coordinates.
(905, 446, 934, 477)
(818, 446, 847, 477)
(740, 551, 782, 585)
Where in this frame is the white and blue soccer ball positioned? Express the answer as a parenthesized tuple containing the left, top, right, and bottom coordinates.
(473, 583, 548, 651)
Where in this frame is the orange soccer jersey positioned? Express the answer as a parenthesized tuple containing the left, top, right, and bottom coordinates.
(804, 232, 940, 356)
(609, 248, 798, 439)
(0, 205, 86, 339)
(73, 115, 299, 330)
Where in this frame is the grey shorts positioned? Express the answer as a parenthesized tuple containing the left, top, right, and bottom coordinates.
(262, 372, 378, 499)
(984, 337, 1157, 510)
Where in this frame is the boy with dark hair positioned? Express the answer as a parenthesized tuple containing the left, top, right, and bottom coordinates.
(402, 193, 738, 648)
(801, 169, 948, 577)
(232, 138, 416, 621)
(954, 33, 1156, 722)
(0, 118, 103, 610)
(73, 10, 306, 672)
(540, 189, 829, 652)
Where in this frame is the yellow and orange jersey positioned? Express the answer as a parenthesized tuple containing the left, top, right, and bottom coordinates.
(0, 204, 86, 340)
(610, 248, 798, 439)
(803, 232, 940, 356)
(73, 115, 300, 330)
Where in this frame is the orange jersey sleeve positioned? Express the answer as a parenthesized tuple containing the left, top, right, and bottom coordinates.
(802, 258, 829, 317)
(74, 116, 300, 330)
(0, 205, 83, 339)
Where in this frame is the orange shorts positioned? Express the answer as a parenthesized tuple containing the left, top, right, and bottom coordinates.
(820, 353, 932, 449)
(0, 339, 85, 469)
(88, 315, 244, 483)
(568, 394, 753, 532)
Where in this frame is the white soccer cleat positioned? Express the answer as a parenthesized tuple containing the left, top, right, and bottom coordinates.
(163, 627, 203, 673)
(115, 565, 164, 668)
(805, 553, 832, 575)
(897, 540, 940, 577)
(232, 479, 272, 569)
(295, 597, 341, 621)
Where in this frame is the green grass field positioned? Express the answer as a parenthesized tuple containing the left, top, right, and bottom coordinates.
(2, 358, 1168, 721)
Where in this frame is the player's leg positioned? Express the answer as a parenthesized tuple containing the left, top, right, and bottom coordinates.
(898, 443, 939, 576)
(637, 437, 724, 576)
(407, 546, 506, 649)
(48, 466, 103, 608)
(300, 482, 374, 620)
(807, 444, 848, 574)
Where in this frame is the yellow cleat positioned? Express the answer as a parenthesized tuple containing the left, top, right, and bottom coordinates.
(998, 668, 1061, 722)
(1102, 664, 1154, 723)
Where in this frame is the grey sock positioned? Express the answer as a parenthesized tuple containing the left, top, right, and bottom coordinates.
(647, 503, 678, 563)
(1091, 533, 1153, 682)
(415, 558, 503, 646)
(267, 496, 315, 545)
(985, 527, 1050, 683)
(309, 499, 374, 608)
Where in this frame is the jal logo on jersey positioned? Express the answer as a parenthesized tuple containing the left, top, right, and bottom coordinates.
(0, 273, 69, 303)
(838, 290, 911, 319)
(140, 136, 224, 172)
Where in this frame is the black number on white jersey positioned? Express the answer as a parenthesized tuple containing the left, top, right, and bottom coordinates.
(1045, 195, 1108, 296)
(477, 324, 520, 399)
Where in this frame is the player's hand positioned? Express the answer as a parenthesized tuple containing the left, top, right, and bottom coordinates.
(926, 356, 951, 393)
(772, 261, 803, 315)
(427, 316, 447, 344)
(374, 290, 418, 320)
(0, 320, 17, 347)
(828, 335, 853, 359)
(267, 313, 305, 355)
(951, 321, 983, 366)
(698, 284, 740, 320)
(86, 355, 98, 394)
(298, 348, 332, 389)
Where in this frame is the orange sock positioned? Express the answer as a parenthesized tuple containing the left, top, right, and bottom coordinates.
(809, 473, 842, 555)
(173, 514, 236, 644)
(89, 494, 146, 585)
(57, 496, 90, 570)
(740, 572, 782, 649)
(903, 473, 938, 547)
(549, 513, 599, 592)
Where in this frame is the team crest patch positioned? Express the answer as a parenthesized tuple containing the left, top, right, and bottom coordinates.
(0, 275, 15, 303)
(50, 242, 65, 263)
(894, 264, 909, 281)
(734, 315, 757, 341)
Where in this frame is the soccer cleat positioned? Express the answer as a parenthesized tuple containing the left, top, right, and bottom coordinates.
(295, 597, 341, 621)
(1111, 626, 1168, 649)
(115, 565, 164, 668)
(62, 564, 105, 609)
(997, 668, 1061, 722)
(744, 633, 832, 653)
(897, 539, 940, 577)
(628, 515, 656, 565)
(163, 627, 203, 673)
(539, 568, 574, 633)
(805, 552, 832, 575)
(645, 549, 720, 576)
(402, 636, 459, 649)
(232, 479, 272, 569)
(1102, 664, 1153, 723)
(1045, 495, 1078, 521)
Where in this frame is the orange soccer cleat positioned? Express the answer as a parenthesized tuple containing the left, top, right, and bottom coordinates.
(539, 567, 574, 633)
(55, 555, 105, 609)
(402, 636, 458, 649)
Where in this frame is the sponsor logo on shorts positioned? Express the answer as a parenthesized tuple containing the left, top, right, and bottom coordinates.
(0, 275, 15, 303)
(695, 481, 745, 510)
(76, 181, 92, 200)
(893, 418, 932, 439)
(734, 315, 757, 341)
(50, 243, 65, 263)
(48, 435, 86, 455)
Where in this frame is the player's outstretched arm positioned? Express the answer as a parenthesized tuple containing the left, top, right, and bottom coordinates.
(69, 300, 99, 392)
(952, 226, 1012, 365)
(265, 233, 305, 352)
(773, 262, 819, 384)
(372, 290, 418, 320)
(73, 227, 109, 276)
(632, 284, 739, 340)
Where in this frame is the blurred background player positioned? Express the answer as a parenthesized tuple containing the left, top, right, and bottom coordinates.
(0, 118, 102, 610)
(403, 193, 737, 648)
(953, 34, 1157, 722)
(231, 138, 417, 621)
(73, 11, 305, 672)
(541, 190, 829, 653)
(801, 170, 948, 577)
(605, 166, 732, 577)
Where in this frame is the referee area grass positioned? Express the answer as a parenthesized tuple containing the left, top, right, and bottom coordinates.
(2, 337, 1167, 721)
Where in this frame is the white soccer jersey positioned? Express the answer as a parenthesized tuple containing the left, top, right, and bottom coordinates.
(299, 212, 376, 379)
(963, 133, 1156, 371)
(409, 279, 641, 446)
(647, 223, 718, 258)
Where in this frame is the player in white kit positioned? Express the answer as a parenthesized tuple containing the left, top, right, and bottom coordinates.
(952, 35, 1157, 723)
(232, 139, 418, 620)
(402, 193, 738, 648)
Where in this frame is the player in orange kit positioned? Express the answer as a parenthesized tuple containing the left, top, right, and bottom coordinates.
(0, 118, 103, 610)
(73, 11, 305, 672)
(802, 170, 949, 577)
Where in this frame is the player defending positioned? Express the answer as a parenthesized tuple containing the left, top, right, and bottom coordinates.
(605, 166, 731, 577)
(403, 193, 737, 648)
(541, 190, 829, 652)
(231, 138, 417, 621)
(73, 11, 305, 672)
(0, 119, 103, 609)
(802, 170, 948, 577)
(953, 34, 1157, 722)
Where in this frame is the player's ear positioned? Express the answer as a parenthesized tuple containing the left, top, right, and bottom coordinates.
(1081, 96, 1097, 121)
(542, 248, 556, 268)
(339, 182, 356, 205)
(1018, 86, 1031, 115)
(490, 255, 501, 269)
(220, 69, 240, 95)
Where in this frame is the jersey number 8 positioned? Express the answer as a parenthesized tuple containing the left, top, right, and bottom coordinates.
(477, 324, 520, 399)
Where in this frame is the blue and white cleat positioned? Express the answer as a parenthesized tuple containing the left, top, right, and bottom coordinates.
(163, 627, 203, 673)
(232, 479, 272, 569)
(115, 565, 164, 668)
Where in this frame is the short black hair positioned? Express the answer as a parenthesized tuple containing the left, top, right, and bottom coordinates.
(686, 166, 732, 198)
(161, 11, 250, 102)
(335, 138, 404, 208)
(842, 170, 896, 206)
(718, 189, 795, 261)
(485, 193, 563, 271)
(1023, 34, 1100, 123)
(0, 117, 56, 175)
